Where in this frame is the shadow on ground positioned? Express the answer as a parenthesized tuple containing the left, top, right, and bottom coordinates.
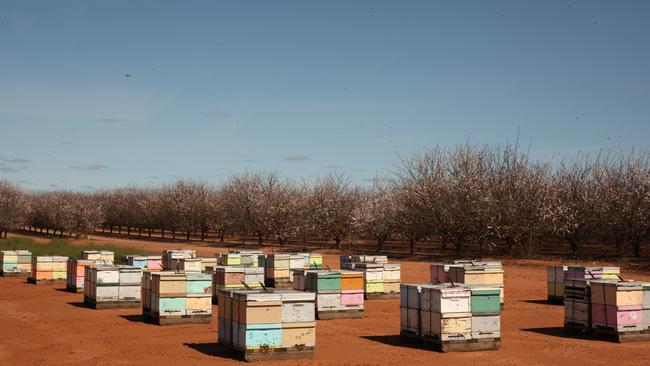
(521, 327, 594, 341)
(67, 301, 90, 309)
(361, 335, 439, 352)
(184, 342, 242, 361)
(119, 314, 146, 323)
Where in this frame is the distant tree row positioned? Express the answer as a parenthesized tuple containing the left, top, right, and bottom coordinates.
(1, 143, 649, 257)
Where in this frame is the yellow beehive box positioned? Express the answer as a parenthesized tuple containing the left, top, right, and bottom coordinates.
(591, 281, 643, 306)
(282, 321, 316, 348)
(365, 281, 384, 294)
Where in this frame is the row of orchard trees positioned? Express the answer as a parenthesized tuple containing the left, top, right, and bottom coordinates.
(1, 144, 649, 257)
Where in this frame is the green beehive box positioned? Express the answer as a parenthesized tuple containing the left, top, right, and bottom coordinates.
(306, 271, 341, 293)
(470, 287, 501, 314)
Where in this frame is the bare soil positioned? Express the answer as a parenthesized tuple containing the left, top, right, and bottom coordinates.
(2, 233, 650, 366)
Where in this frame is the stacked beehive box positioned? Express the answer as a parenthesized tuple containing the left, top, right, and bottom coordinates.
(564, 278, 593, 331)
(83, 265, 141, 309)
(200, 257, 218, 272)
(449, 263, 504, 308)
(301, 270, 364, 319)
(296, 253, 323, 269)
(218, 289, 316, 361)
(143, 271, 212, 325)
(126, 255, 163, 270)
(401, 284, 500, 352)
(82, 250, 114, 262)
(644, 284, 650, 332)
(340, 255, 388, 270)
(126, 255, 148, 269)
(209, 266, 264, 303)
(218, 253, 242, 266)
(0, 250, 31, 276)
(590, 281, 646, 340)
(547, 266, 568, 303)
(264, 254, 292, 287)
(28, 256, 68, 284)
(354, 263, 401, 299)
(66, 259, 110, 292)
(162, 249, 197, 270)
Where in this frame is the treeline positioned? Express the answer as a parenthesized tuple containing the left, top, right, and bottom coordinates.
(1, 144, 649, 258)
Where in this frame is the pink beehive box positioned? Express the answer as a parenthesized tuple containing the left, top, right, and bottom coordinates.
(591, 304, 643, 326)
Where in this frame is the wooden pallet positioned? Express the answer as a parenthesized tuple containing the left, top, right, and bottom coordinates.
(547, 296, 564, 305)
(401, 331, 500, 352)
(27, 278, 66, 285)
(231, 345, 315, 362)
(65, 286, 84, 293)
(0, 271, 29, 277)
(83, 297, 141, 310)
(592, 326, 650, 343)
(317, 309, 364, 320)
(564, 322, 591, 334)
(265, 280, 293, 289)
(365, 292, 400, 300)
(143, 312, 212, 326)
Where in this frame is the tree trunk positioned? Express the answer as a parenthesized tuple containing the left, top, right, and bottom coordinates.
(148, 228, 152, 238)
(506, 237, 515, 257)
(127, 227, 131, 236)
(138, 227, 142, 238)
(409, 238, 417, 255)
(569, 238, 578, 257)
(279, 236, 285, 246)
(376, 237, 385, 252)
(172, 230, 176, 240)
(633, 241, 641, 258)
(258, 233, 263, 245)
(454, 238, 462, 257)
(109, 226, 113, 234)
(186, 231, 191, 241)
(161, 230, 165, 239)
(441, 236, 447, 251)
(220, 230, 225, 243)
(201, 229, 205, 241)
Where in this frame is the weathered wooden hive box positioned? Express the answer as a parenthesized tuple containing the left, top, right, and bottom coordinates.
(1, 250, 32, 276)
(264, 254, 291, 287)
(218, 289, 316, 361)
(84, 265, 141, 309)
(162, 249, 196, 270)
(29, 256, 68, 284)
(66, 259, 98, 292)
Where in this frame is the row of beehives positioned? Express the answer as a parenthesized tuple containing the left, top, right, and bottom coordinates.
(340, 255, 401, 298)
(563, 266, 650, 341)
(547, 265, 620, 303)
(294, 269, 365, 319)
(400, 283, 501, 351)
(217, 289, 316, 361)
(430, 261, 505, 307)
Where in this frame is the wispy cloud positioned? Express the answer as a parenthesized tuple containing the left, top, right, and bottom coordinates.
(69, 164, 109, 171)
(207, 110, 232, 119)
(96, 118, 127, 123)
(284, 155, 311, 162)
(325, 165, 343, 169)
(3, 158, 30, 163)
(0, 167, 20, 173)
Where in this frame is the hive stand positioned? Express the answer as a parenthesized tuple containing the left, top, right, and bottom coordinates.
(143, 312, 211, 326)
(27, 278, 66, 285)
(400, 331, 501, 352)
(591, 326, 650, 343)
(0, 271, 29, 277)
(228, 345, 315, 362)
(365, 292, 400, 300)
(83, 297, 141, 310)
(65, 286, 84, 293)
(316, 309, 364, 320)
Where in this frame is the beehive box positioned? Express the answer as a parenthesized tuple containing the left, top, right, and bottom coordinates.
(84, 265, 142, 309)
(449, 264, 504, 307)
(1, 250, 31, 276)
(590, 281, 645, 334)
(81, 250, 115, 262)
(179, 258, 202, 273)
(564, 278, 592, 331)
(147, 256, 163, 270)
(66, 259, 99, 292)
(200, 257, 218, 272)
(265, 254, 291, 288)
(145, 271, 212, 325)
(402, 284, 500, 352)
(126, 255, 148, 269)
(28, 256, 68, 284)
(547, 266, 568, 303)
(218, 289, 315, 361)
(162, 249, 196, 270)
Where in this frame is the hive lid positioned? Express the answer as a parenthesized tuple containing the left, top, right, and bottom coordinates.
(355, 263, 384, 269)
(118, 265, 141, 272)
(468, 287, 501, 296)
(51, 256, 68, 261)
(244, 267, 264, 274)
(93, 265, 120, 271)
(216, 266, 245, 273)
(276, 290, 316, 302)
(186, 273, 212, 281)
(384, 264, 401, 270)
(15, 250, 31, 255)
(233, 291, 282, 302)
(339, 270, 363, 277)
(1, 250, 17, 255)
(127, 255, 147, 260)
(147, 256, 162, 260)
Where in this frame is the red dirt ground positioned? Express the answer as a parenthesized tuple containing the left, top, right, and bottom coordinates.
(2, 233, 650, 366)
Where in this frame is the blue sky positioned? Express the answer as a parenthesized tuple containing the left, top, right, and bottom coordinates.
(1, 1, 649, 190)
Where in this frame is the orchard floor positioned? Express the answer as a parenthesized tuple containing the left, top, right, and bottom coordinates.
(2, 233, 650, 366)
